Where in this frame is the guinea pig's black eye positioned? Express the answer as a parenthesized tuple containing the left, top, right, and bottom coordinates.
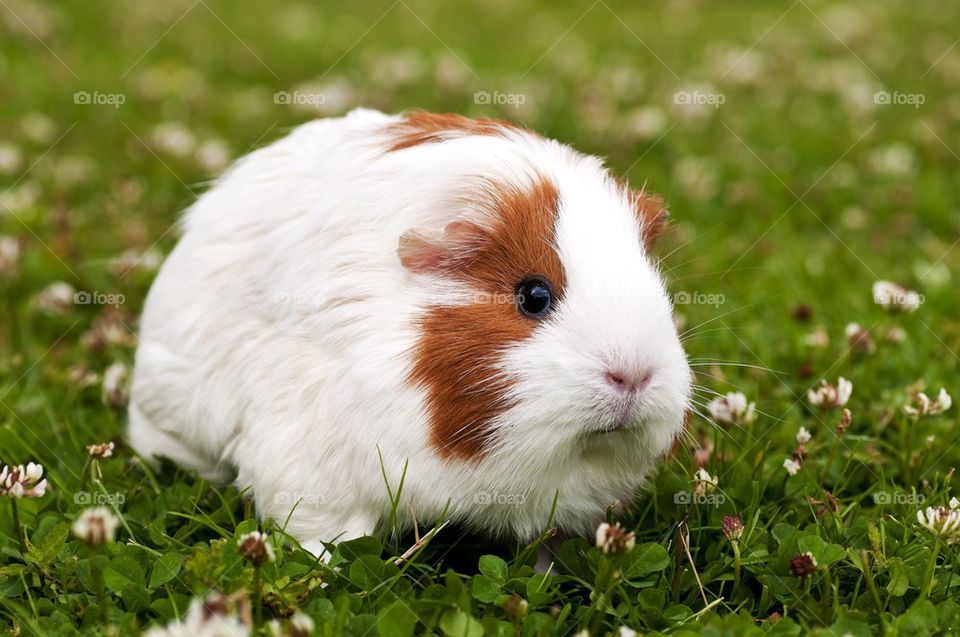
(515, 277, 553, 318)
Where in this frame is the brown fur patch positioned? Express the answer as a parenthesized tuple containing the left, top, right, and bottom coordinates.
(633, 191, 669, 248)
(617, 177, 669, 249)
(408, 177, 564, 460)
(386, 111, 525, 152)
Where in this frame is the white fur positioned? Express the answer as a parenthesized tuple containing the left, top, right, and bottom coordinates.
(128, 108, 691, 555)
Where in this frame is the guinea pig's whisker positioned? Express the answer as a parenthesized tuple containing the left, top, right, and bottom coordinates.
(672, 424, 699, 450)
(668, 266, 766, 283)
(686, 404, 736, 442)
(680, 326, 747, 343)
(689, 402, 755, 438)
(688, 361, 783, 375)
(678, 298, 771, 341)
(659, 252, 714, 277)
(657, 243, 707, 273)
(690, 385, 726, 398)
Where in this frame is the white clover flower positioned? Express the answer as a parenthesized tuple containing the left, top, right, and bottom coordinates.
(790, 551, 818, 578)
(693, 467, 718, 495)
(869, 143, 917, 177)
(0, 142, 22, 175)
(102, 361, 130, 408)
(917, 506, 960, 544)
(808, 377, 853, 409)
(86, 441, 115, 459)
(21, 112, 56, 143)
(905, 388, 952, 417)
(844, 323, 875, 353)
(68, 364, 100, 388)
(706, 392, 756, 426)
(796, 427, 812, 445)
(804, 327, 830, 348)
(33, 281, 76, 314)
(288, 612, 314, 636)
(151, 122, 196, 158)
(783, 458, 801, 476)
(82, 312, 137, 351)
(72, 506, 119, 546)
(111, 248, 164, 274)
(595, 522, 636, 555)
(0, 182, 39, 213)
(884, 326, 906, 343)
(950, 497, 959, 510)
(625, 106, 667, 140)
(873, 280, 922, 313)
(0, 235, 19, 276)
(434, 55, 471, 91)
(673, 156, 718, 200)
(52, 155, 95, 188)
(145, 592, 252, 637)
(196, 139, 231, 173)
(238, 530, 276, 567)
(0, 463, 48, 498)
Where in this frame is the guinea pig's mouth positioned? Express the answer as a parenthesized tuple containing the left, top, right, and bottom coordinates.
(591, 402, 643, 434)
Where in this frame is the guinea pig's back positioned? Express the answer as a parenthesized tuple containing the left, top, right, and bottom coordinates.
(130, 108, 428, 468)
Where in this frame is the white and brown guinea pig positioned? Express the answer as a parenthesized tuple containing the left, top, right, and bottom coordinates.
(128, 108, 692, 556)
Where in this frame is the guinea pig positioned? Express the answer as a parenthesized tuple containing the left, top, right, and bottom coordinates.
(128, 108, 692, 557)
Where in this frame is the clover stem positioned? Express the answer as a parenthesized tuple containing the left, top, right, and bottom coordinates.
(78, 457, 92, 493)
(822, 436, 839, 487)
(860, 550, 883, 614)
(921, 539, 942, 599)
(94, 550, 109, 625)
(731, 540, 741, 598)
(254, 566, 263, 626)
(10, 498, 26, 554)
(586, 557, 616, 635)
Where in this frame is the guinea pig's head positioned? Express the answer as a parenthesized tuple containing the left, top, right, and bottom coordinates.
(389, 113, 691, 468)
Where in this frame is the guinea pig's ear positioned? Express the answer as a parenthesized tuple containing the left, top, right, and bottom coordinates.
(635, 193, 669, 249)
(397, 219, 488, 274)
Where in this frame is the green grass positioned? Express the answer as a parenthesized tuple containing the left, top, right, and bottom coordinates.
(2, 0, 960, 634)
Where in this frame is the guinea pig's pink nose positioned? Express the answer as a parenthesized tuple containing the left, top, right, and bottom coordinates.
(605, 369, 653, 394)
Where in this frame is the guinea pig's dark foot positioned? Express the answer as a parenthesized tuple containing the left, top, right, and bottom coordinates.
(534, 533, 572, 574)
